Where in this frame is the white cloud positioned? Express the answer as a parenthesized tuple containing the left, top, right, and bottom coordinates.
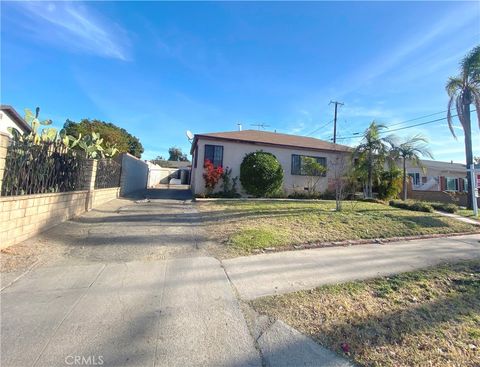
(11, 2, 130, 61)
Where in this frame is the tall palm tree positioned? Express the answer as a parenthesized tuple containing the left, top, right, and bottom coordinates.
(446, 45, 480, 209)
(387, 135, 433, 201)
(353, 121, 390, 198)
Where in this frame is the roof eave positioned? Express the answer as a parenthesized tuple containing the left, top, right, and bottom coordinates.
(193, 134, 352, 154)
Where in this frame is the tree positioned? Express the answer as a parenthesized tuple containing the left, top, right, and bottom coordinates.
(168, 146, 188, 161)
(63, 119, 144, 158)
(302, 157, 327, 194)
(329, 155, 349, 211)
(353, 122, 390, 198)
(150, 156, 165, 165)
(387, 134, 433, 201)
(446, 45, 480, 209)
(240, 151, 284, 197)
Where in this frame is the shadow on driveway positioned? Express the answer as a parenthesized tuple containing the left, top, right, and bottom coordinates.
(125, 187, 192, 201)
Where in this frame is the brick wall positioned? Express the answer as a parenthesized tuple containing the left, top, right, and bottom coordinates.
(408, 189, 479, 207)
(0, 188, 120, 249)
(0, 191, 88, 248)
(92, 187, 120, 207)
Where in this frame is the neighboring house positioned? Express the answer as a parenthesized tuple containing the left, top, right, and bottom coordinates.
(147, 160, 191, 187)
(189, 130, 351, 196)
(152, 159, 191, 169)
(405, 159, 468, 192)
(0, 105, 32, 137)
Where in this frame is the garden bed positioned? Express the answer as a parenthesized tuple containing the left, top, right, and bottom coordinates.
(196, 200, 479, 257)
(251, 260, 480, 367)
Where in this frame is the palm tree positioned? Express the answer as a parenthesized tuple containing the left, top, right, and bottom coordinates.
(387, 135, 433, 201)
(446, 45, 480, 209)
(353, 121, 390, 198)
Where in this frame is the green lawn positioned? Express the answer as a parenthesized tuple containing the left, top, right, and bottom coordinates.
(251, 260, 480, 367)
(196, 200, 479, 257)
(458, 209, 480, 222)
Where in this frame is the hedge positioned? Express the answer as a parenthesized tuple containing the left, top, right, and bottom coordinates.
(389, 200, 433, 213)
(430, 202, 458, 213)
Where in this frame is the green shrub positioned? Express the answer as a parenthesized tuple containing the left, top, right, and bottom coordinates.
(376, 167, 402, 200)
(220, 167, 240, 198)
(288, 191, 323, 199)
(389, 200, 433, 213)
(430, 202, 458, 213)
(358, 198, 386, 205)
(240, 151, 284, 197)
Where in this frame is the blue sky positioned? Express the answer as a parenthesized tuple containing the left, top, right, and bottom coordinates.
(1, 1, 479, 162)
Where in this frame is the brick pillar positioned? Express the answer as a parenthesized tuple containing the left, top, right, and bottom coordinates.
(0, 132, 11, 195)
(83, 159, 98, 211)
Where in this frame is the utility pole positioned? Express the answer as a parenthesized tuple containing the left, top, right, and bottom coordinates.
(329, 101, 344, 143)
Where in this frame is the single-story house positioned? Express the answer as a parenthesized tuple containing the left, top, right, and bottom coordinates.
(0, 105, 32, 137)
(189, 129, 351, 196)
(405, 159, 470, 192)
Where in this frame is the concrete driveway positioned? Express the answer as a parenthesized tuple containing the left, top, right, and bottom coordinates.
(1, 189, 261, 367)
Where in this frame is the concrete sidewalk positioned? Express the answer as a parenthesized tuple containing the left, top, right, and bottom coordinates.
(223, 234, 480, 300)
(1, 258, 261, 367)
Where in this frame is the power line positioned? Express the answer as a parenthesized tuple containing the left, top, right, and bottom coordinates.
(334, 110, 476, 141)
(334, 109, 451, 140)
(386, 109, 449, 128)
(306, 119, 333, 136)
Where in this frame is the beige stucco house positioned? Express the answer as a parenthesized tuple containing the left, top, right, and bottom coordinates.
(189, 130, 351, 196)
(405, 159, 469, 192)
(0, 105, 32, 137)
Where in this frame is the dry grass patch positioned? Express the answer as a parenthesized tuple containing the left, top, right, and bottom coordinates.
(251, 260, 480, 367)
(458, 209, 480, 222)
(196, 200, 479, 257)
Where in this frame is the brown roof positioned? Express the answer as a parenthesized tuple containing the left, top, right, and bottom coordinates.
(0, 105, 32, 134)
(191, 129, 351, 154)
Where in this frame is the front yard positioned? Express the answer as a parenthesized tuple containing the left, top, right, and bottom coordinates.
(458, 209, 480, 222)
(251, 260, 480, 367)
(196, 200, 479, 257)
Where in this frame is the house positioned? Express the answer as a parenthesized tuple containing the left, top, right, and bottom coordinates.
(146, 160, 191, 187)
(405, 159, 468, 192)
(0, 105, 32, 137)
(189, 130, 351, 196)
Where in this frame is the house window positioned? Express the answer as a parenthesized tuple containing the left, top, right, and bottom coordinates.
(291, 155, 326, 176)
(194, 146, 198, 168)
(408, 173, 420, 185)
(446, 177, 459, 191)
(204, 144, 223, 167)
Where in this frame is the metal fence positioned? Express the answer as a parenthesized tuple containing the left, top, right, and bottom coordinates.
(95, 158, 122, 189)
(1, 140, 87, 196)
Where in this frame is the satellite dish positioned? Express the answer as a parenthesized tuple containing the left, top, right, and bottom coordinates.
(186, 130, 194, 141)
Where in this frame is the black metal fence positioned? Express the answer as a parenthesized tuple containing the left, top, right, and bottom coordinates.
(95, 158, 122, 189)
(1, 140, 87, 196)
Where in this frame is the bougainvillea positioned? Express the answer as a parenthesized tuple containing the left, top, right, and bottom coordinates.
(203, 159, 224, 193)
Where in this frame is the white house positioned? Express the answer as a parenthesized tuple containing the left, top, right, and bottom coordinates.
(0, 105, 32, 137)
(189, 130, 351, 196)
(406, 159, 468, 192)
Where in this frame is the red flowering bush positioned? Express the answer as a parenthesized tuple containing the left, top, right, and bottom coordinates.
(203, 159, 224, 193)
